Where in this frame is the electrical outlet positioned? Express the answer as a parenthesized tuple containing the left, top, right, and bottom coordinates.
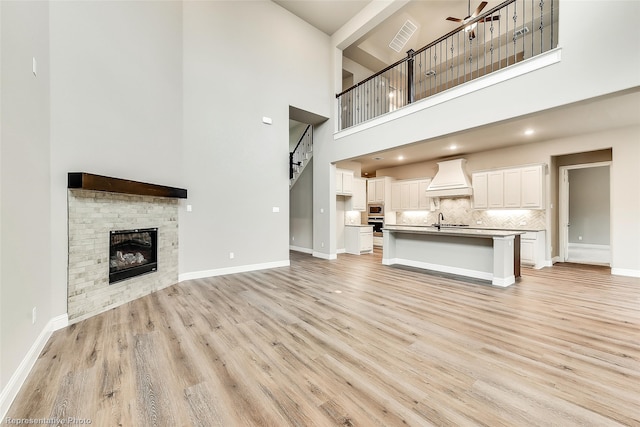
(520, 221, 527, 226)
(292, 236, 295, 241)
(32, 307, 36, 324)
(476, 220, 482, 225)
(578, 236, 582, 241)
(321, 242, 324, 248)
(229, 252, 234, 259)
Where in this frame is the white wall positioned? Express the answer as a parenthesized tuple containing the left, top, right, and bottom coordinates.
(48, 1, 184, 318)
(1, 0, 51, 397)
(180, 1, 332, 276)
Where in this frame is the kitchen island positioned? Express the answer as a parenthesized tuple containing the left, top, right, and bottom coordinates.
(382, 225, 523, 287)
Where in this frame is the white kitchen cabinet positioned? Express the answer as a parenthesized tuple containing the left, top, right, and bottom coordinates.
(487, 171, 504, 208)
(520, 230, 546, 268)
(521, 165, 544, 208)
(503, 168, 521, 207)
(472, 172, 488, 209)
(391, 182, 401, 211)
(367, 177, 394, 205)
(472, 164, 545, 210)
(336, 169, 354, 195)
(345, 226, 374, 255)
(347, 178, 366, 211)
(390, 179, 431, 211)
(418, 179, 431, 210)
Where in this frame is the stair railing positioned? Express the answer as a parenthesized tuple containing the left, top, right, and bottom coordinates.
(290, 124, 312, 179)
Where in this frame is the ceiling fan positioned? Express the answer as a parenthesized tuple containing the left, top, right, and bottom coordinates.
(446, 1, 499, 39)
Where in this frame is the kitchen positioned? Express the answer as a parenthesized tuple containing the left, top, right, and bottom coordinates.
(337, 152, 558, 286)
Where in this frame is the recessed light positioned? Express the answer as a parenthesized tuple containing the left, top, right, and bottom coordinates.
(373, 156, 383, 161)
(524, 129, 535, 136)
(398, 155, 404, 161)
(449, 144, 458, 150)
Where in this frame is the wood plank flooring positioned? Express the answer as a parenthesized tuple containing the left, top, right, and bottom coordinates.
(5, 251, 640, 426)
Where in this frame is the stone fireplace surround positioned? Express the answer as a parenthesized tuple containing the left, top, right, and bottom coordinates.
(67, 173, 186, 323)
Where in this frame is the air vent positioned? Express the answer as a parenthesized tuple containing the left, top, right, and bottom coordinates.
(513, 26, 530, 39)
(389, 20, 418, 52)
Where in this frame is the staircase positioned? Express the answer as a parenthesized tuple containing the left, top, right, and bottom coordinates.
(289, 124, 313, 188)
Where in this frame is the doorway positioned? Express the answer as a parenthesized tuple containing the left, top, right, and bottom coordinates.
(559, 162, 611, 265)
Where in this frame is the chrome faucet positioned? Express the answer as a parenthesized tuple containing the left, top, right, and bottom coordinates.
(437, 212, 445, 230)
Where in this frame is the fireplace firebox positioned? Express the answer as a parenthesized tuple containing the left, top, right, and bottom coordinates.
(109, 228, 158, 284)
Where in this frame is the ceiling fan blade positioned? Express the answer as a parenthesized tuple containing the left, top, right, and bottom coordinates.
(472, 1, 488, 17)
(447, 17, 463, 22)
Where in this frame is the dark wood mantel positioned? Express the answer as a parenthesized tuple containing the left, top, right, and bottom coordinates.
(68, 172, 187, 199)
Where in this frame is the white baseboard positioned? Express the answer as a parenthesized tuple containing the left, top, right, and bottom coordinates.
(568, 243, 610, 250)
(1, 313, 68, 420)
(611, 267, 640, 278)
(289, 245, 313, 254)
(383, 257, 494, 283)
(178, 260, 290, 282)
(312, 251, 336, 260)
(552, 256, 562, 264)
(337, 248, 346, 254)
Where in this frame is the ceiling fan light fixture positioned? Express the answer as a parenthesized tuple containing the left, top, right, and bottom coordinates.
(464, 22, 477, 32)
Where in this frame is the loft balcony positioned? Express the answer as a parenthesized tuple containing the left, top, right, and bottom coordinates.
(337, 0, 559, 131)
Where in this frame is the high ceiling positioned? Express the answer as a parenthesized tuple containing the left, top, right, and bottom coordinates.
(275, 1, 640, 176)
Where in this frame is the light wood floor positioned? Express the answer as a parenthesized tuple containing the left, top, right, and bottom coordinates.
(5, 251, 640, 426)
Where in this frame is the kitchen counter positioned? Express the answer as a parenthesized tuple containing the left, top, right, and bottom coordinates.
(384, 225, 524, 238)
(382, 225, 522, 287)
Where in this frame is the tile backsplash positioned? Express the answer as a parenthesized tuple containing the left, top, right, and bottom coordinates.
(395, 197, 546, 230)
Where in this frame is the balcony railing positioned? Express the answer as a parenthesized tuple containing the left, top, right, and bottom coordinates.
(337, 0, 557, 131)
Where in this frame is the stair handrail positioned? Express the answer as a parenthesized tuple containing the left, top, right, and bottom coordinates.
(290, 124, 312, 180)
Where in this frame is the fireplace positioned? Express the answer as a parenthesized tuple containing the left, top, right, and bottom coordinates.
(109, 228, 158, 284)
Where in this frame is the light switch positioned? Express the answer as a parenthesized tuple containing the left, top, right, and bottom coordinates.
(272, 206, 280, 213)
(186, 204, 192, 212)
(32, 57, 37, 76)
(262, 117, 272, 125)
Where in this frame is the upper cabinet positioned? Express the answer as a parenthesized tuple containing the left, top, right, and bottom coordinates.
(472, 164, 545, 210)
(391, 178, 434, 211)
(347, 178, 367, 211)
(520, 166, 544, 208)
(367, 177, 393, 205)
(336, 169, 354, 195)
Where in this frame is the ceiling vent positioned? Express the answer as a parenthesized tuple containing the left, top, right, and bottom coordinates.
(389, 20, 418, 52)
(513, 26, 530, 40)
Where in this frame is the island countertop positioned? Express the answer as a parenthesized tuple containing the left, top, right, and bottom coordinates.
(383, 225, 524, 238)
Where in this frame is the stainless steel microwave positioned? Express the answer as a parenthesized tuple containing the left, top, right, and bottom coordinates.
(368, 204, 383, 216)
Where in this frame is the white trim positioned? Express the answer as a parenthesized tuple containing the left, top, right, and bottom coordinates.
(335, 48, 562, 139)
(383, 257, 494, 283)
(552, 256, 562, 264)
(337, 248, 346, 254)
(0, 314, 67, 420)
(559, 162, 612, 263)
(568, 243, 611, 250)
(611, 268, 640, 278)
(313, 251, 337, 260)
(492, 275, 516, 287)
(178, 260, 290, 282)
(289, 245, 313, 254)
(50, 313, 69, 331)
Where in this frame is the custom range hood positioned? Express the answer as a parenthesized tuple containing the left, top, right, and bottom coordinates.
(425, 158, 473, 197)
